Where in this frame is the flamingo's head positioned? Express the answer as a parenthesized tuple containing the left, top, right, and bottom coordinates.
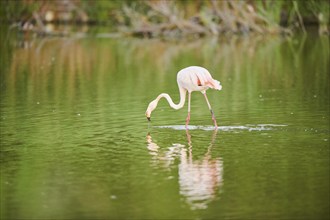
(145, 100, 158, 121)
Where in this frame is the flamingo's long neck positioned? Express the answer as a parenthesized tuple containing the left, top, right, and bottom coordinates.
(156, 86, 186, 110)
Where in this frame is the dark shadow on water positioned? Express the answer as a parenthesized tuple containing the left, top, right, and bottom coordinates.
(146, 129, 223, 210)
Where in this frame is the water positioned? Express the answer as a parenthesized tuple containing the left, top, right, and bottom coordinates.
(1, 30, 329, 219)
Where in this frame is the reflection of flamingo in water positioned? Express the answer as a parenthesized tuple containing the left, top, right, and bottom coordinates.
(146, 130, 223, 210)
(145, 66, 222, 128)
(179, 130, 223, 209)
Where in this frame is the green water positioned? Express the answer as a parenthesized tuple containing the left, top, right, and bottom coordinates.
(0, 30, 329, 219)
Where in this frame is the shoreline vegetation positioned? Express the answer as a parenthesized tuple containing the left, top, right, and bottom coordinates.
(1, 0, 329, 38)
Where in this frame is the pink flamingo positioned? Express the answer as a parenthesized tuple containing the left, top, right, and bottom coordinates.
(145, 66, 222, 128)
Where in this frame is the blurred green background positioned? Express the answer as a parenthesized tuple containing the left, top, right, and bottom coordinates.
(0, 1, 329, 220)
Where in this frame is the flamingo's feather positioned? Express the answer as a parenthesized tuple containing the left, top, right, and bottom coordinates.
(188, 68, 222, 90)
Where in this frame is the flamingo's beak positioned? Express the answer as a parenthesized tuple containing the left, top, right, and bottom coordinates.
(147, 117, 151, 121)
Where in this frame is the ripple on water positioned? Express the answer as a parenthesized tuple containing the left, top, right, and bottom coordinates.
(155, 124, 288, 131)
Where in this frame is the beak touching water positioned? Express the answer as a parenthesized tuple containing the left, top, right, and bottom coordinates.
(147, 117, 151, 121)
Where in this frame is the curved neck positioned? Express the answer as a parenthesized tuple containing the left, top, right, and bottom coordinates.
(156, 87, 186, 110)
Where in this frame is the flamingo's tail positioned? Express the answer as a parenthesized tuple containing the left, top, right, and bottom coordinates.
(210, 79, 222, 90)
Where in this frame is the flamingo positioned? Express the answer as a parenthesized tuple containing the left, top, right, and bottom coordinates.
(145, 66, 222, 128)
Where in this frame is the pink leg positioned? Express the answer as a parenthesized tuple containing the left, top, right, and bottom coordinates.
(185, 92, 191, 129)
(185, 112, 190, 128)
(203, 92, 218, 128)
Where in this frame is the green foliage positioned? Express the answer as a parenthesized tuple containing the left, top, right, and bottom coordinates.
(255, 0, 285, 25)
(0, 0, 40, 22)
(80, 0, 123, 23)
(0, 0, 328, 35)
(307, 0, 330, 24)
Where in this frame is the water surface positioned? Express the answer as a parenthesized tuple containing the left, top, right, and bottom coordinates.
(1, 31, 329, 219)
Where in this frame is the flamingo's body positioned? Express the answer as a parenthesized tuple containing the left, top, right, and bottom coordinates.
(145, 66, 222, 128)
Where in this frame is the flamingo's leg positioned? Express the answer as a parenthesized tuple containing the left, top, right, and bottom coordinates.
(203, 92, 218, 128)
(186, 92, 191, 128)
